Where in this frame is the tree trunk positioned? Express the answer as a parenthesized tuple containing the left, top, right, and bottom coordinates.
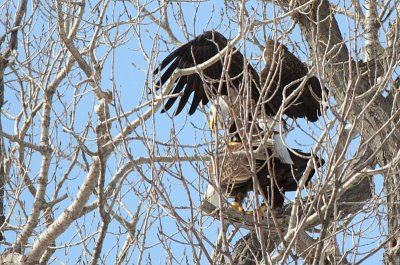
(384, 163, 400, 264)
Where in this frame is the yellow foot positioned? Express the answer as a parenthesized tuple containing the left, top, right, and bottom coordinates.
(227, 141, 242, 149)
(229, 201, 245, 213)
(257, 203, 268, 218)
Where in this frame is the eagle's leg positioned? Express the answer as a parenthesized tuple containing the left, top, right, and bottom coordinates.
(230, 192, 246, 213)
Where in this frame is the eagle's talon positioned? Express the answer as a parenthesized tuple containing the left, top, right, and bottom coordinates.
(227, 141, 242, 149)
(229, 201, 245, 213)
(257, 203, 268, 218)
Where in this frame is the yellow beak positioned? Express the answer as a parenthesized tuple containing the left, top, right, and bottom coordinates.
(209, 112, 224, 131)
(209, 112, 216, 131)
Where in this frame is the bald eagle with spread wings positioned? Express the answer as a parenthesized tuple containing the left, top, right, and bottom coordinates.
(153, 31, 325, 211)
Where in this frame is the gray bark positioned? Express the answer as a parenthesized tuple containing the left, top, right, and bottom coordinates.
(226, 0, 400, 263)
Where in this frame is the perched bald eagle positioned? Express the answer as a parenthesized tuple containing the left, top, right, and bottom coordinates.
(205, 144, 324, 211)
(153, 31, 325, 211)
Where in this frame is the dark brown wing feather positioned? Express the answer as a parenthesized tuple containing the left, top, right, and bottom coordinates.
(153, 31, 261, 116)
(261, 40, 324, 122)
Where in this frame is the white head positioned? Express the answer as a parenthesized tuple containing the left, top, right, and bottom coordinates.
(209, 96, 230, 130)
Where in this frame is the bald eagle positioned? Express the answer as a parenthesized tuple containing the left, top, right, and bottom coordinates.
(153, 31, 323, 121)
(205, 144, 324, 211)
(153, 31, 325, 211)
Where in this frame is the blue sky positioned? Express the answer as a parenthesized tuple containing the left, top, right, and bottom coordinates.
(1, 0, 394, 263)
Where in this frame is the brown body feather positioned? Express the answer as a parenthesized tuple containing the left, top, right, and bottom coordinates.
(209, 143, 324, 209)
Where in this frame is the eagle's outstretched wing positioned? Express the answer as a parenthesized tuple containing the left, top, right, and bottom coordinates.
(261, 40, 325, 121)
(154, 31, 325, 121)
(153, 31, 260, 116)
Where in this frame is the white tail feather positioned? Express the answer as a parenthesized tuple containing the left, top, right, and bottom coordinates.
(205, 184, 221, 207)
(273, 134, 293, 164)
